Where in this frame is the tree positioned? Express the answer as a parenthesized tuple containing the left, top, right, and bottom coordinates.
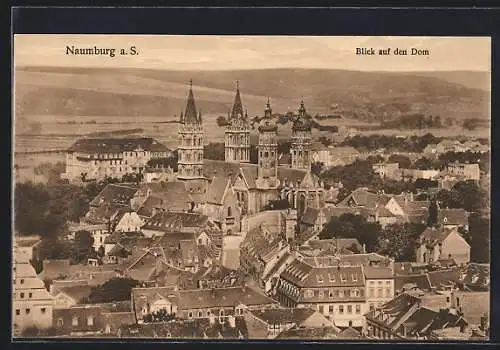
(216, 116, 229, 127)
(376, 223, 424, 261)
(97, 245, 105, 258)
(83, 277, 140, 303)
(387, 154, 412, 169)
(427, 200, 439, 228)
(72, 230, 94, 264)
(319, 214, 381, 252)
(468, 213, 490, 263)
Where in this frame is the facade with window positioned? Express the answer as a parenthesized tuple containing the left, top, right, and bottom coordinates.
(275, 257, 367, 328)
(62, 137, 171, 182)
(364, 267, 395, 311)
(12, 250, 54, 334)
(53, 305, 103, 336)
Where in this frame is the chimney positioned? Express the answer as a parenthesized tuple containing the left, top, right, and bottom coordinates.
(362, 244, 366, 254)
(228, 315, 236, 328)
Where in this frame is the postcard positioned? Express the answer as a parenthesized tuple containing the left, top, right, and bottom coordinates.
(12, 34, 490, 341)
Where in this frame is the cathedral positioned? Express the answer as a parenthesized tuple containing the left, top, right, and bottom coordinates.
(176, 81, 326, 235)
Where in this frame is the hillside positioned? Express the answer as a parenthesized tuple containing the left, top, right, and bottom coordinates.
(15, 66, 490, 121)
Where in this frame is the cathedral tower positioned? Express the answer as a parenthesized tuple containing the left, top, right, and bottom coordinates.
(177, 80, 204, 180)
(291, 100, 312, 171)
(225, 81, 251, 163)
(257, 98, 278, 181)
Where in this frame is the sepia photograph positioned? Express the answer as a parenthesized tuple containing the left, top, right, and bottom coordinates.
(12, 35, 491, 341)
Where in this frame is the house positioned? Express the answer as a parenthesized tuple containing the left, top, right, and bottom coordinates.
(67, 223, 109, 251)
(446, 162, 481, 181)
(12, 246, 54, 335)
(116, 316, 249, 339)
(310, 142, 330, 165)
(52, 285, 93, 309)
(372, 163, 400, 179)
(131, 285, 277, 324)
(62, 137, 171, 182)
(244, 308, 335, 339)
(365, 266, 395, 311)
(416, 227, 471, 266)
(327, 146, 361, 167)
(53, 302, 135, 336)
(364, 293, 469, 340)
(113, 211, 144, 233)
(239, 224, 292, 293)
(275, 256, 366, 329)
(422, 208, 469, 231)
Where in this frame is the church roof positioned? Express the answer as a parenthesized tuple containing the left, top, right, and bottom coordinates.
(182, 82, 201, 124)
(230, 84, 245, 120)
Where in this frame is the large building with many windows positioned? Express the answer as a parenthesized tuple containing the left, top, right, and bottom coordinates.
(62, 137, 171, 182)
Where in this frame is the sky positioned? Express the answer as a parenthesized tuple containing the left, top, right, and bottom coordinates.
(14, 35, 491, 72)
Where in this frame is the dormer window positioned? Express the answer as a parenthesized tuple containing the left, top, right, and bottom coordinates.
(352, 274, 358, 282)
(317, 275, 324, 283)
(328, 274, 336, 282)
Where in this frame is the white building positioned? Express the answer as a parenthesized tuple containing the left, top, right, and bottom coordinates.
(61, 137, 171, 182)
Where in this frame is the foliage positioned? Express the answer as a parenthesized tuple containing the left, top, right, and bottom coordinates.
(411, 156, 442, 170)
(83, 277, 140, 304)
(21, 326, 40, 337)
(382, 114, 443, 130)
(427, 200, 439, 227)
(34, 161, 66, 185)
(320, 160, 380, 199)
(414, 178, 438, 190)
(462, 118, 487, 131)
(204, 142, 225, 161)
(341, 133, 441, 153)
(72, 230, 94, 264)
(365, 155, 385, 164)
(143, 309, 177, 323)
(376, 223, 425, 261)
(438, 151, 490, 173)
(437, 180, 488, 212)
(319, 213, 381, 252)
(216, 115, 229, 127)
(387, 154, 412, 168)
(146, 152, 178, 172)
(468, 213, 490, 263)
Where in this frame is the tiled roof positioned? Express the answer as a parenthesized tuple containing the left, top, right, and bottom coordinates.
(276, 326, 341, 340)
(182, 85, 201, 124)
(395, 274, 432, 292)
(118, 317, 248, 339)
(364, 266, 394, 279)
(143, 212, 209, 232)
(427, 268, 461, 289)
(437, 209, 469, 226)
(69, 137, 169, 154)
(206, 176, 230, 205)
(419, 227, 459, 247)
(249, 308, 315, 325)
(301, 207, 320, 225)
(54, 285, 93, 302)
(460, 263, 490, 290)
(39, 259, 71, 280)
(89, 183, 138, 208)
(365, 293, 421, 330)
(337, 326, 362, 339)
(280, 258, 365, 288)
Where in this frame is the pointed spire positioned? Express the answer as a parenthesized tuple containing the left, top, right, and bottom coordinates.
(231, 81, 244, 120)
(184, 79, 198, 124)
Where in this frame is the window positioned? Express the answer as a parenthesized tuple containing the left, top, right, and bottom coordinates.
(198, 311, 203, 317)
(328, 290, 334, 298)
(347, 305, 353, 314)
(352, 274, 358, 282)
(220, 309, 225, 316)
(41, 308, 46, 314)
(319, 290, 324, 298)
(356, 304, 361, 314)
(446, 297, 450, 303)
(318, 305, 324, 314)
(227, 207, 232, 217)
(25, 308, 31, 315)
(28, 293, 32, 298)
(339, 305, 344, 314)
(317, 275, 324, 283)
(385, 281, 391, 285)
(385, 288, 391, 297)
(20, 279, 24, 284)
(20, 293, 25, 299)
(339, 290, 344, 298)
(15, 309, 20, 316)
(57, 318, 64, 327)
(377, 288, 383, 297)
(87, 315, 94, 326)
(72, 316, 79, 326)
(329, 305, 334, 314)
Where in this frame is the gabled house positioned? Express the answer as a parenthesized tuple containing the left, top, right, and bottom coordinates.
(416, 228, 471, 266)
(245, 308, 335, 339)
(204, 175, 242, 235)
(52, 285, 93, 309)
